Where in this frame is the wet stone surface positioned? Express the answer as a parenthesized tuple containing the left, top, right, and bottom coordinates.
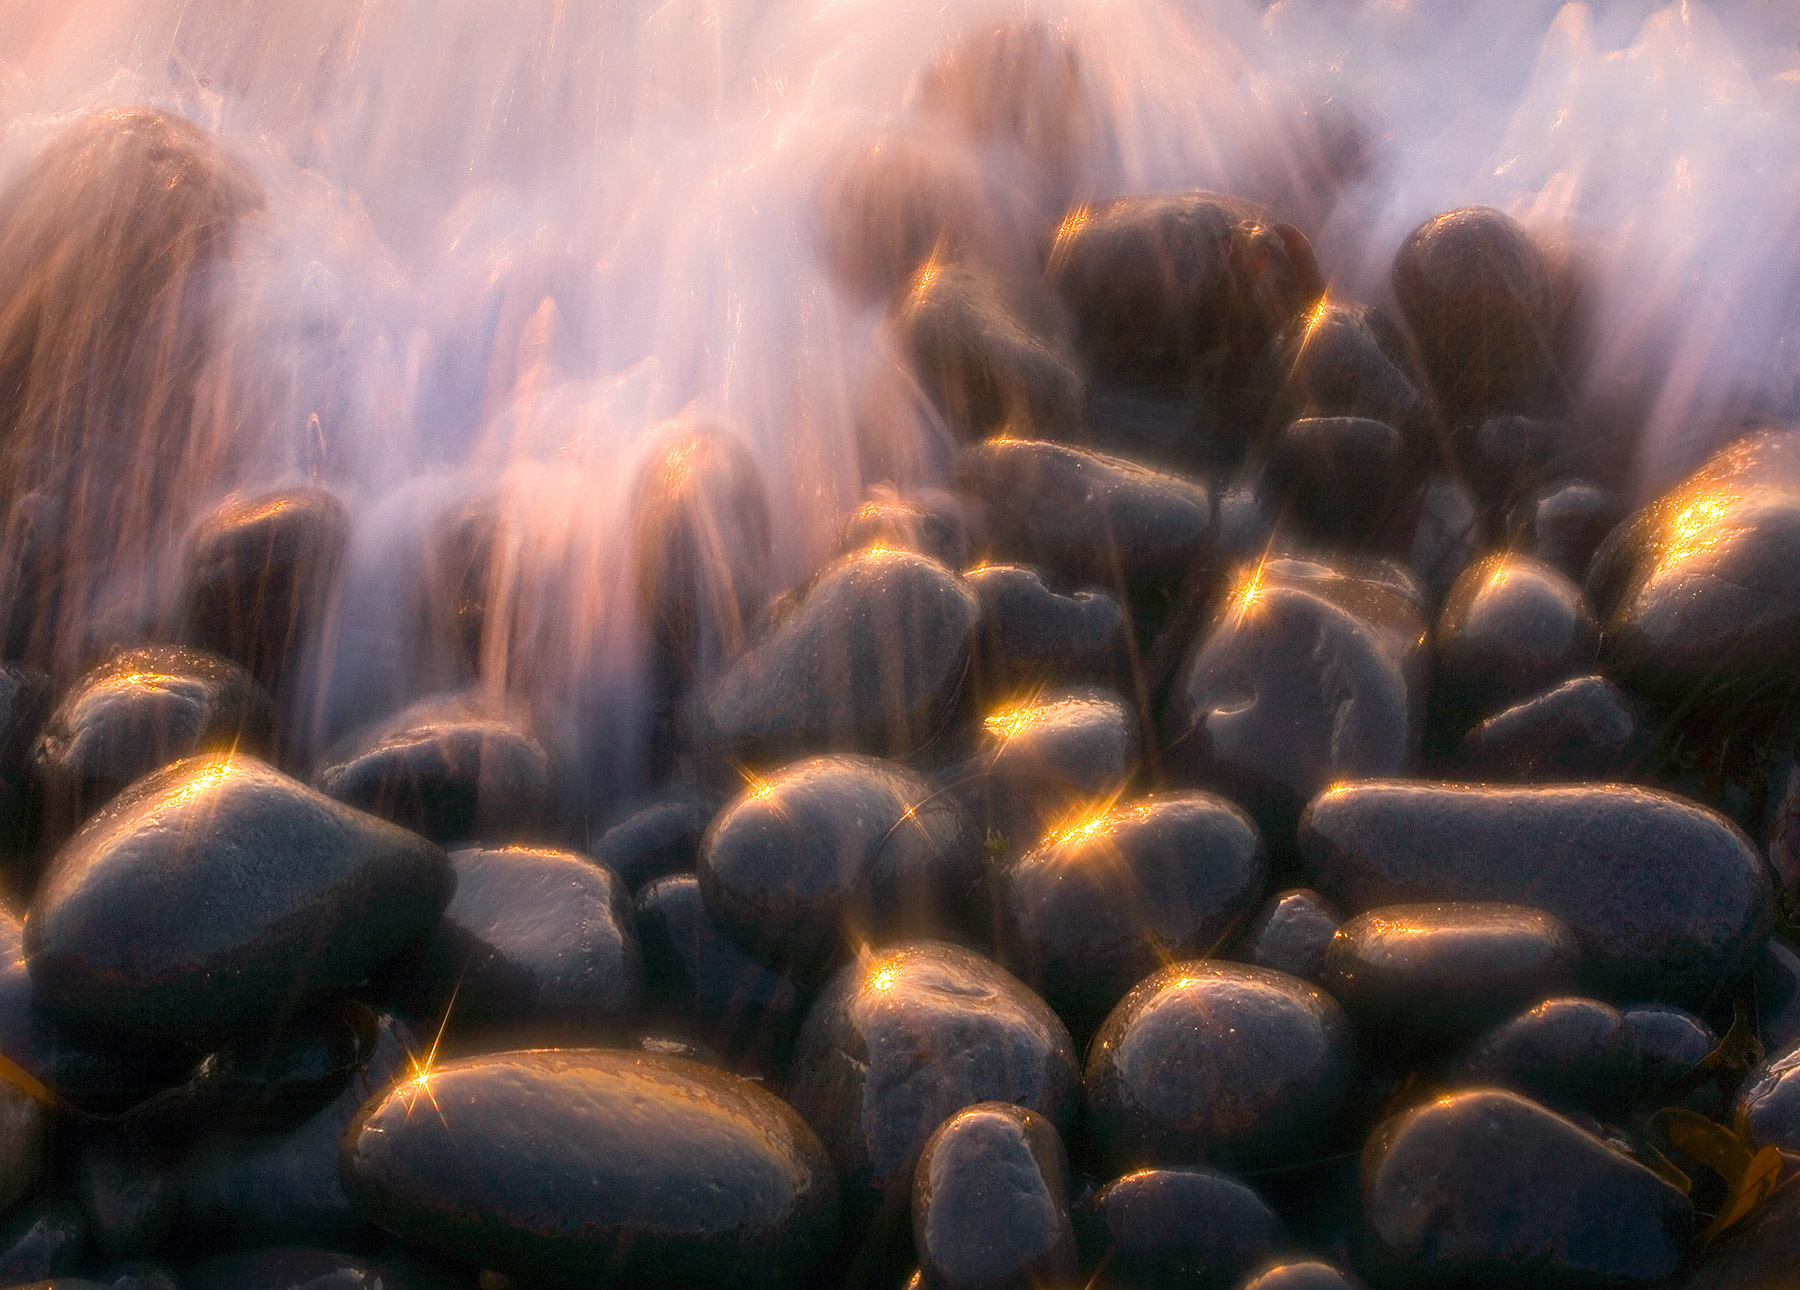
(1509, 479, 1624, 583)
(1360, 1089, 1692, 1288)
(342, 1049, 839, 1290)
(591, 793, 714, 892)
(1455, 674, 1639, 782)
(1735, 1039, 1800, 1152)
(963, 563, 1124, 692)
(1299, 782, 1771, 1005)
(1259, 416, 1407, 550)
(1083, 1166, 1285, 1290)
(1232, 889, 1343, 983)
(1446, 997, 1639, 1118)
(1404, 476, 1482, 608)
(1084, 961, 1356, 1174)
(837, 485, 977, 572)
(1240, 1262, 1365, 1290)
(1620, 1004, 1715, 1107)
(1259, 300, 1428, 457)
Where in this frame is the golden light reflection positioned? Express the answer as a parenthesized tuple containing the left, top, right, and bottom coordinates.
(984, 692, 1053, 744)
(1655, 489, 1736, 573)
(1041, 793, 1123, 849)
(870, 966, 898, 992)
(159, 754, 235, 809)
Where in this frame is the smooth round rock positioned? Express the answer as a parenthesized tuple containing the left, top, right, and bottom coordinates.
(1508, 479, 1623, 582)
(1087, 1166, 1284, 1290)
(1406, 476, 1482, 606)
(1232, 889, 1342, 983)
(25, 753, 451, 1041)
(1239, 1263, 1364, 1290)
(1260, 300, 1429, 453)
(1463, 413, 1556, 509)
(1447, 998, 1639, 1117)
(1755, 937, 1800, 1054)
(1084, 961, 1355, 1173)
(1361, 1089, 1692, 1288)
(957, 436, 1213, 594)
(787, 941, 1079, 1208)
(912, 1102, 1075, 1290)
(1457, 675, 1639, 782)
(1298, 782, 1771, 1005)
(1260, 416, 1407, 549)
(314, 693, 552, 846)
(964, 563, 1124, 690)
(0, 663, 50, 860)
(1737, 1040, 1800, 1152)
(0, 1080, 44, 1215)
(1434, 554, 1598, 732)
(703, 547, 979, 760)
(699, 755, 979, 977)
(998, 791, 1266, 1038)
(838, 485, 977, 571)
(342, 1049, 839, 1290)
(1621, 1004, 1716, 1104)
(392, 846, 641, 1044)
(0, 1201, 87, 1286)
(1322, 902, 1579, 1055)
(591, 794, 713, 891)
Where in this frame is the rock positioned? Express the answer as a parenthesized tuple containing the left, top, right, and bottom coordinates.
(911, 1103, 1076, 1290)
(1164, 558, 1428, 835)
(1085, 1166, 1285, 1290)
(702, 547, 979, 761)
(786, 941, 1079, 1209)
(1360, 1089, 1692, 1287)
(343, 1049, 839, 1290)
(1508, 479, 1623, 585)
(313, 693, 551, 845)
(1683, 1171, 1800, 1289)
(1462, 414, 1558, 509)
(1737, 1039, 1800, 1152)
(0, 1079, 43, 1213)
(0, 663, 50, 862)
(1588, 429, 1800, 711)
(182, 488, 350, 698)
(1390, 207, 1559, 420)
(33, 646, 274, 826)
(1084, 394, 1221, 477)
(1260, 417, 1408, 550)
(894, 259, 1085, 441)
(1239, 1263, 1365, 1290)
(1405, 476, 1481, 606)
(1447, 997, 1639, 1117)
(837, 486, 977, 571)
(997, 791, 1266, 1038)
(1321, 903, 1579, 1057)
(1046, 192, 1320, 395)
(73, 1134, 176, 1264)
(1233, 889, 1343, 983)
(1456, 675, 1639, 782)
(1299, 782, 1770, 1005)
(634, 874, 807, 1075)
(415, 496, 498, 678)
(25, 752, 451, 1041)
(1084, 962, 1356, 1173)
(387, 846, 641, 1045)
(1755, 937, 1800, 1054)
(591, 794, 714, 891)
(1433, 554, 1598, 735)
(964, 563, 1124, 691)
(1621, 1004, 1716, 1105)
(698, 755, 980, 977)
(1259, 301, 1429, 456)
(957, 436, 1212, 595)
(0, 1201, 88, 1285)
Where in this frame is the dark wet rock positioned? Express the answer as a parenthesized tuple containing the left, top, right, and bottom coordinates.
(1085, 1166, 1284, 1290)
(314, 693, 552, 846)
(1754, 937, 1800, 1054)
(0, 1079, 43, 1212)
(178, 1246, 470, 1290)
(636, 1034, 722, 1066)
(1260, 417, 1407, 549)
(1260, 301, 1429, 457)
(997, 791, 1266, 1038)
(0, 1201, 87, 1285)
(1239, 1263, 1364, 1290)
(1621, 1004, 1716, 1105)
(1360, 1089, 1692, 1288)
(1434, 554, 1598, 735)
(1084, 394, 1221, 477)
(699, 755, 979, 977)
(1683, 1171, 1800, 1289)
(33, 646, 274, 824)
(1456, 675, 1639, 782)
(1299, 782, 1770, 1005)
(1509, 479, 1624, 584)
(1769, 749, 1800, 901)
(957, 436, 1212, 595)
(182, 488, 350, 698)
(1046, 192, 1321, 395)
(1215, 477, 1276, 572)
(634, 874, 807, 1074)
(1447, 998, 1639, 1118)
(837, 486, 977, 571)
(1463, 414, 1557, 509)
(95, 1264, 179, 1290)
(703, 547, 979, 761)
(964, 563, 1124, 690)
(591, 794, 714, 891)
(1390, 207, 1559, 420)
(1588, 429, 1800, 711)
(787, 941, 1079, 1209)
(25, 752, 451, 1041)
(0, 663, 50, 861)
(895, 259, 1085, 442)
(1737, 1040, 1800, 1152)
(74, 1136, 176, 1264)
(386, 847, 641, 1045)
(415, 497, 498, 678)
(1084, 961, 1355, 1174)
(343, 1049, 839, 1290)
(1322, 902, 1579, 1057)
(1405, 476, 1481, 606)
(177, 1012, 412, 1250)
(948, 687, 1138, 856)
(1164, 558, 1428, 835)
(912, 1102, 1075, 1290)
(1232, 889, 1342, 983)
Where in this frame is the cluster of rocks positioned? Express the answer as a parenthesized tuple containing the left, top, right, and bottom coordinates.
(6, 46, 1800, 1290)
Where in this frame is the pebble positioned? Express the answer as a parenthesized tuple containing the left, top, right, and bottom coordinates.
(1755, 936, 1800, 1053)
(591, 793, 713, 891)
(1259, 300, 1428, 456)
(837, 485, 977, 571)
(786, 941, 1078, 1209)
(1736, 1039, 1800, 1152)
(997, 791, 1266, 1038)
(1508, 479, 1623, 582)
(313, 693, 552, 846)
(25, 752, 451, 1041)
(1456, 674, 1639, 782)
(1084, 961, 1356, 1173)
(911, 1102, 1076, 1290)
(343, 1049, 839, 1290)
(703, 546, 979, 760)
(1259, 416, 1406, 549)
(1620, 1004, 1716, 1105)
(0, 1200, 89, 1286)
(1360, 1089, 1691, 1288)
(1085, 1166, 1285, 1290)
(1299, 781, 1771, 1004)
(698, 755, 980, 977)
(1446, 997, 1639, 1118)
(1232, 889, 1342, 983)
(1405, 476, 1481, 607)
(963, 563, 1124, 691)
(1462, 413, 1557, 509)
(1239, 1262, 1364, 1290)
